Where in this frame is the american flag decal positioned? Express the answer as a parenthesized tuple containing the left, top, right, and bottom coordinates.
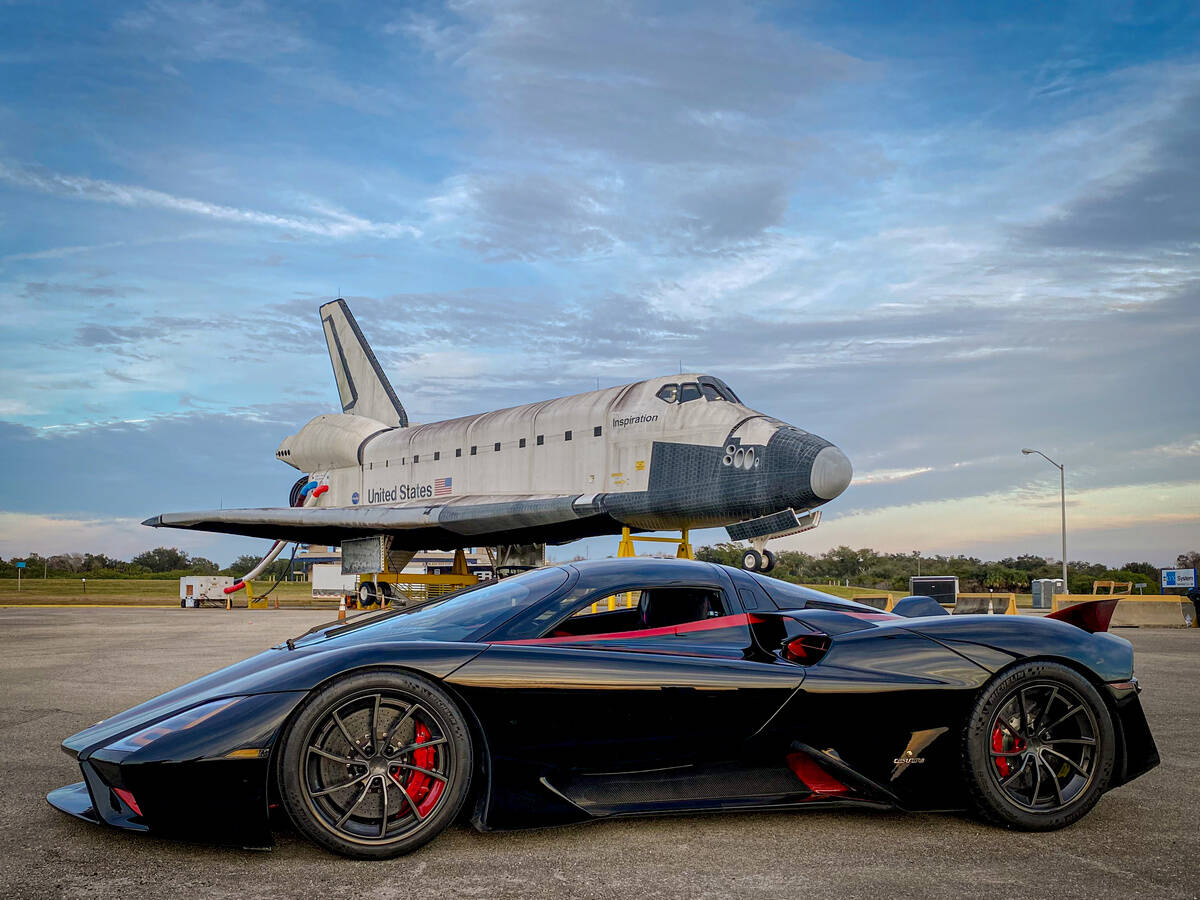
(434, 476, 452, 496)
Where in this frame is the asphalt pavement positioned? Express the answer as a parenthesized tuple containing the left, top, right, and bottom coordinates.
(0, 607, 1195, 900)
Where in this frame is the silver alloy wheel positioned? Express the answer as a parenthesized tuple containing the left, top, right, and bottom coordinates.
(987, 680, 1099, 813)
(300, 690, 453, 846)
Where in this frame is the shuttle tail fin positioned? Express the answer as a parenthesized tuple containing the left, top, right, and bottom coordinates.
(318, 299, 408, 427)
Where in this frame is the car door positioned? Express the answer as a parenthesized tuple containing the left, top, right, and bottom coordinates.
(447, 568, 805, 773)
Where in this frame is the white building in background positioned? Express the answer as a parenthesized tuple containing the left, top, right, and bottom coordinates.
(295, 544, 492, 578)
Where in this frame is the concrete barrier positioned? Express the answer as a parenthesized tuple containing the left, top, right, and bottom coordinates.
(856, 594, 894, 611)
(1053, 595, 1193, 628)
(954, 593, 1017, 614)
(952, 596, 990, 614)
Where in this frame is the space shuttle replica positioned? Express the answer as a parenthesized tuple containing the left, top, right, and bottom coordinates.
(144, 300, 852, 573)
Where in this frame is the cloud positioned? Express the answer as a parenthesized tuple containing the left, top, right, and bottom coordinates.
(1020, 83, 1200, 252)
(22, 282, 133, 299)
(76, 324, 150, 347)
(103, 368, 143, 385)
(780, 480, 1200, 566)
(0, 161, 420, 240)
(115, 0, 309, 61)
(1144, 439, 1200, 458)
(855, 467, 935, 485)
(2, 2, 1198, 570)
(410, 0, 869, 258)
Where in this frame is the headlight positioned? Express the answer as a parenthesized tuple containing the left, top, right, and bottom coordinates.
(104, 697, 245, 753)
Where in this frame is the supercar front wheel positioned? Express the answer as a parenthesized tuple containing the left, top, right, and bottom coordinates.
(277, 670, 473, 858)
(963, 661, 1114, 830)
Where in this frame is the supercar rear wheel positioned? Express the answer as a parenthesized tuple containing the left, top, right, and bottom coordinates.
(964, 661, 1114, 830)
(277, 671, 473, 858)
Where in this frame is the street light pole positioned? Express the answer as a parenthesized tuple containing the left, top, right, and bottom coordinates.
(1022, 448, 1068, 593)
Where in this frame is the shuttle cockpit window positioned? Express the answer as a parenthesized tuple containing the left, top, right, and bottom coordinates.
(656, 384, 678, 403)
(679, 382, 702, 403)
(698, 376, 740, 403)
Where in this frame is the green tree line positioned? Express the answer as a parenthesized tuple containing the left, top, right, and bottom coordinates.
(3, 545, 1196, 592)
(694, 545, 1199, 594)
(0, 548, 294, 580)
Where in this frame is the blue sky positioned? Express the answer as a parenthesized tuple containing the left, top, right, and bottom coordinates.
(1, 0, 1197, 568)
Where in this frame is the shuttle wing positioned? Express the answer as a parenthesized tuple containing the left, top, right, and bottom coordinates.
(143, 493, 608, 548)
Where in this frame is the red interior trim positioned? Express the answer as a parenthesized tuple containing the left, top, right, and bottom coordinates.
(493, 613, 763, 645)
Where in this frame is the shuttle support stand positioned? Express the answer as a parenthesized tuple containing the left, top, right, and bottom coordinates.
(364, 547, 477, 608)
(617, 527, 695, 561)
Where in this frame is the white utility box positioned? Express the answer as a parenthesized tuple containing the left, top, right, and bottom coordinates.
(179, 575, 236, 607)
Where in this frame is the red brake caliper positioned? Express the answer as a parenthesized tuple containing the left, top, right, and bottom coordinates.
(992, 725, 1025, 777)
(391, 721, 445, 818)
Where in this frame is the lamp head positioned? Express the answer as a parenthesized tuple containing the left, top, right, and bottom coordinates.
(1021, 448, 1034, 455)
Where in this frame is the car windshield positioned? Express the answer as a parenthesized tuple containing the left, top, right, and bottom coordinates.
(311, 567, 569, 645)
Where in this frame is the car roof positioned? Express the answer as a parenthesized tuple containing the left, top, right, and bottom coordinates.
(563, 556, 721, 580)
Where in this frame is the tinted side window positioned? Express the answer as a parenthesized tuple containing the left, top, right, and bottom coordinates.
(727, 568, 777, 610)
(656, 384, 678, 403)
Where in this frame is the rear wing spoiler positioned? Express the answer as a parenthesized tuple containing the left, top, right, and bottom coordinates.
(1045, 597, 1118, 634)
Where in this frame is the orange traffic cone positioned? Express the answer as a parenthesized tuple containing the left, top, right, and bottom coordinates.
(338, 596, 347, 621)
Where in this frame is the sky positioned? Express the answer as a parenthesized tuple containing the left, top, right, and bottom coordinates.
(1, 0, 1198, 569)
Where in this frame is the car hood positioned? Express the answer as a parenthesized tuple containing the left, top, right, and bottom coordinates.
(62, 631, 486, 757)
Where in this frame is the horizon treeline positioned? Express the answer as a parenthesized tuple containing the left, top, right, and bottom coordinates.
(3, 545, 1197, 595)
(694, 544, 1200, 595)
(0, 548, 295, 581)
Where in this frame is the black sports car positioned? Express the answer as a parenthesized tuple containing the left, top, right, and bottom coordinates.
(48, 558, 1158, 859)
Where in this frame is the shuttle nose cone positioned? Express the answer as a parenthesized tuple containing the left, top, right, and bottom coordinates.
(810, 445, 852, 500)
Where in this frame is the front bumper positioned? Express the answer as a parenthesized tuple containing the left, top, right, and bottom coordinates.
(47, 691, 308, 849)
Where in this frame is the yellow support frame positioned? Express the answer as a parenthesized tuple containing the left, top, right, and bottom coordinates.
(617, 527, 694, 560)
(592, 528, 696, 612)
(359, 548, 478, 608)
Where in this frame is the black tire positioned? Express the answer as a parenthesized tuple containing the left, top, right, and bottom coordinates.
(759, 550, 777, 573)
(963, 661, 1114, 830)
(277, 670, 473, 859)
(358, 582, 377, 608)
(742, 549, 762, 571)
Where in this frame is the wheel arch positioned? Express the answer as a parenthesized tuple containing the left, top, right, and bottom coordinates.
(974, 653, 1129, 788)
(264, 662, 494, 829)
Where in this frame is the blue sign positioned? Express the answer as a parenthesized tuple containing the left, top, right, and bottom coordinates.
(351, 491, 360, 505)
(15, 561, 26, 568)
(1162, 568, 1196, 589)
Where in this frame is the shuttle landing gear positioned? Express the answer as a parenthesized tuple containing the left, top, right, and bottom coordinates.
(741, 544, 777, 573)
(729, 509, 823, 575)
(357, 581, 378, 607)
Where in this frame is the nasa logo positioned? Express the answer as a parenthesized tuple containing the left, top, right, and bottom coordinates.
(351, 491, 359, 505)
